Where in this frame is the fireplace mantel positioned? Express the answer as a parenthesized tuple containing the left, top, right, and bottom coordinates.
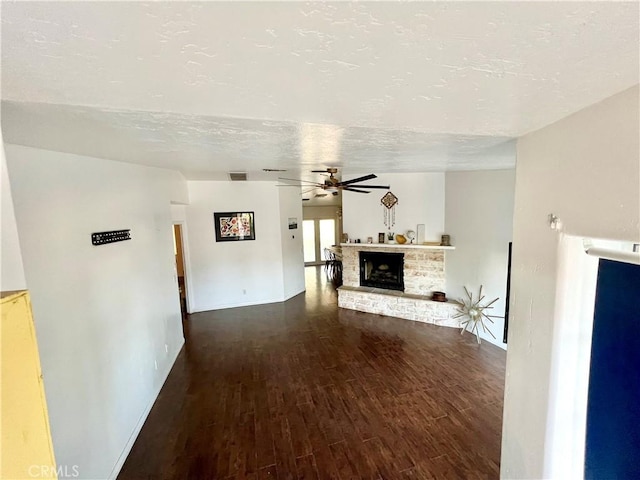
(340, 243, 455, 250)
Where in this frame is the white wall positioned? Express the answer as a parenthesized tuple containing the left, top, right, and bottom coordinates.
(302, 205, 341, 221)
(5, 144, 188, 480)
(186, 181, 304, 311)
(502, 85, 640, 479)
(342, 173, 445, 243)
(0, 134, 27, 291)
(279, 188, 305, 299)
(445, 169, 515, 348)
(170, 204, 187, 223)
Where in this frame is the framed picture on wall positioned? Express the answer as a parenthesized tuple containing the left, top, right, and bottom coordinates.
(213, 211, 255, 242)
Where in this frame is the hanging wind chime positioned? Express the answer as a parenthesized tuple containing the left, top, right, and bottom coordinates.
(381, 191, 398, 229)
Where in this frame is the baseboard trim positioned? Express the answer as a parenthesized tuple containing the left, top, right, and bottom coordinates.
(107, 337, 185, 479)
(282, 288, 305, 302)
(191, 296, 286, 312)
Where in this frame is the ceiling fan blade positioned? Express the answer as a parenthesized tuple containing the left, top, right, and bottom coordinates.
(278, 177, 322, 186)
(343, 187, 371, 194)
(315, 193, 328, 198)
(349, 184, 390, 189)
(311, 170, 328, 173)
(337, 174, 377, 186)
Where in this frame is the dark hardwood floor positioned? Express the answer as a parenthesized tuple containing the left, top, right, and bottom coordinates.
(118, 267, 506, 480)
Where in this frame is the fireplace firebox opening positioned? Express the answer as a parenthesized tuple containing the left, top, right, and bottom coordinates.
(359, 251, 404, 291)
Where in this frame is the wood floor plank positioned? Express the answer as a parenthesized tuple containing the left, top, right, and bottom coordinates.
(328, 440, 360, 479)
(295, 454, 319, 480)
(257, 464, 278, 480)
(287, 406, 313, 458)
(297, 403, 342, 480)
(272, 416, 298, 479)
(118, 267, 506, 480)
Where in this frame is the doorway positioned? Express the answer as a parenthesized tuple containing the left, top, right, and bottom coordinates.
(303, 218, 336, 266)
(172, 224, 188, 319)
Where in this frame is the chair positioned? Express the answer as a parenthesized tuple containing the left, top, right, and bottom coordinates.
(323, 248, 334, 273)
(323, 248, 343, 286)
(331, 256, 343, 287)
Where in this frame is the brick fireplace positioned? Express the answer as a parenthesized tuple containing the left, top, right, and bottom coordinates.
(337, 243, 460, 328)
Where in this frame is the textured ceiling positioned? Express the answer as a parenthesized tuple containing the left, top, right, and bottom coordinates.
(1, 101, 516, 180)
(1, 1, 638, 180)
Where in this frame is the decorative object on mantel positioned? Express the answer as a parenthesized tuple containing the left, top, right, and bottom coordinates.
(431, 291, 447, 302)
(91, 229, 131, 246)
(381, 191, 398, 228)
(395, 234, 407, 244)
(378, 232, 385, 243)
(386, 231, 395, 244)
(340, 243, 455, 250)
(416, 224, 425, 244)
(453, 286, 503, 344)
(440, 234, 451, 246)
(406, 230, 416, 244)
(342, 233, 349, 243)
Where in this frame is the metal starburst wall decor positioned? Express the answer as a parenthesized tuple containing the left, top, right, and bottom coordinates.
(453, 286, 503, 344)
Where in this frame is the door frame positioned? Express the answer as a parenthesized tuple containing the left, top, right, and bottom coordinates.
(172, 221, 194, 314)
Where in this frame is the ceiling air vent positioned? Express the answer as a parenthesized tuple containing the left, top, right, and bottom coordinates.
(229, 172, 247, 181)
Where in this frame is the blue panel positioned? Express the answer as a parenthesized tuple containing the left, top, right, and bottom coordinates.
(585, 259, 640, 478)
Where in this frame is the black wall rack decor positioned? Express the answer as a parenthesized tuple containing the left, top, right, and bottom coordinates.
(91, 229, 131, 246)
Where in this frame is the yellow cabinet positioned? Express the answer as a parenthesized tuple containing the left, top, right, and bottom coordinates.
(1, 291, 57, 479)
